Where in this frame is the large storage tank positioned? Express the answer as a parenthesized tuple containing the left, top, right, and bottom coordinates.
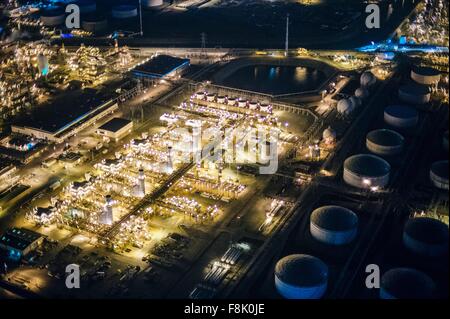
(40, 7, 66, 27)
(143, 0, 164, 8)
(380, 268, 435, 299)
(337, 98, 354, 115)
(82, 13, 108, 33)
(112, 5, 138, 19)
(70, 0, 97, 14)
(411, 66, 441, 85)
(384, 105, 419, 129)
(430, 160, 449, 190)
(343, 154, 391, 189)
(275, 254, 328, 299)
(403, 217, 449, 257)
(360, 71, 376, 88)
(366, 129, 404, 156)
(310, 206, 358, 245)
(398, 83, 431, 104)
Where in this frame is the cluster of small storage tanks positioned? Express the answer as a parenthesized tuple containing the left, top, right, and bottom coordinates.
(336, 71, 375, 116)
(39, 0, 164, 32)
(194, 91, 272, 114)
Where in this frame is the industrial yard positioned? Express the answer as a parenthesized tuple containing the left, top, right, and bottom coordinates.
(0, 0, 448, 304)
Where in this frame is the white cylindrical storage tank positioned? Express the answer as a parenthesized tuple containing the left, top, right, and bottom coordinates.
(380, 268, 435, 299)
(343, 154, 391, 189)
(398, 83, 431, 104)
(384, 105, 419, 129)
(337, 99, 354, 116)
(227, 97, 237, 106)
(40, 7, 65, 27)
(443, 130, 449, 152)
(403, 217, 449, 257)
(82, 14, 108, 33)
(112, 5, 138, 19)
(195, 92, 205, 100)
(249, 101, 258, 110)
(322, 126, 336, 144)
(355, 87, 369, 99)
(238, 99, 247, 108)
(360, 71, 376, 88)
(260, 103, 271, 113)
(143, 0, 164, 8)
(206, 93, 216, 102)
(310, 206, 358, 245)
(217, 95, 226, 104)
(411, 66, 441, 85)
(275, 254, 328, 299)
(430, 160, 449, 190)
(366, 129, 404, 156)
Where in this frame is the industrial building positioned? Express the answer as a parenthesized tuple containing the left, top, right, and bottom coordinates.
(96, 117, 133, 142)
(132, 55, 190, 80)
(11, 90, 119, 143)
(309, 206, 358, 245)
(380, 268, 435, 299)
(403, 217, 449, 257)
(0, 228, 44, 260)
(411, 66, 441, 85)
(384, 105, 419, 129)
(430, 160, 449, 190)
(366, 129, 404, 156)
(274, 254, 328, 299)
(343, 154, 391, 189)
(398, 83, 431, 105)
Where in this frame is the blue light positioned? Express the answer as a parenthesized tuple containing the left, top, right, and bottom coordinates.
(61, 33, 74, 39)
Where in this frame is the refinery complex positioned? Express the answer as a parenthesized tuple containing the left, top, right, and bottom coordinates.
(0, 0, 448, 302)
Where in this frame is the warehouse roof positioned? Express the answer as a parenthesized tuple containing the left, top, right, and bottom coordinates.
(98, 118, 132, 133)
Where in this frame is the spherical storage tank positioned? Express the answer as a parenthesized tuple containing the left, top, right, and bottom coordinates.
(384, 105, 419, 129)
(403, 217, 449, 257)
(366, 129, 404, 156)
(398, 83, 431, 104)
(355, 87, 369, 99)
(112, 5, 138, 19)
(360, 71, 376, 88)
(411, 66, 441, 85)
(322, 126, 336, 144)
(343, 154, 391, 189)
(380, 268, 435, 299)
(310, 206, 358, 245)
(143, 0, 164, 8)
(275, 254, 328, 299)
(430, 160, 449, 190)
(82, 13, 108, 33)
(40, 7, 66, 27)
(349, 96, 361, 108)
(337, 99, 354, 116)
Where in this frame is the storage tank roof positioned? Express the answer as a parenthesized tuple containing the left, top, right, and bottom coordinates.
(399, 83, 431, 95)
(413, 66, 441, 77)
(382, 268, 435, 299)
(275, 254, 328, 287)
(404, 217, 449, 245)
(367, 129, 404, 146)
(310, 206, 358, 231)
(384, 105, 418, 119)
(344, 154, 391, 177)
(113, 5, 137, 11)
(431, 160, 449, 179)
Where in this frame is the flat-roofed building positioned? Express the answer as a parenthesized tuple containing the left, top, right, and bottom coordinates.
(0, 228, 44, 260)
(96, 117, 133, 142)
(131, 55, 190, 79)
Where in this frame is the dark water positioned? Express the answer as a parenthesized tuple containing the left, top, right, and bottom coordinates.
(220, 65, 327, 95)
